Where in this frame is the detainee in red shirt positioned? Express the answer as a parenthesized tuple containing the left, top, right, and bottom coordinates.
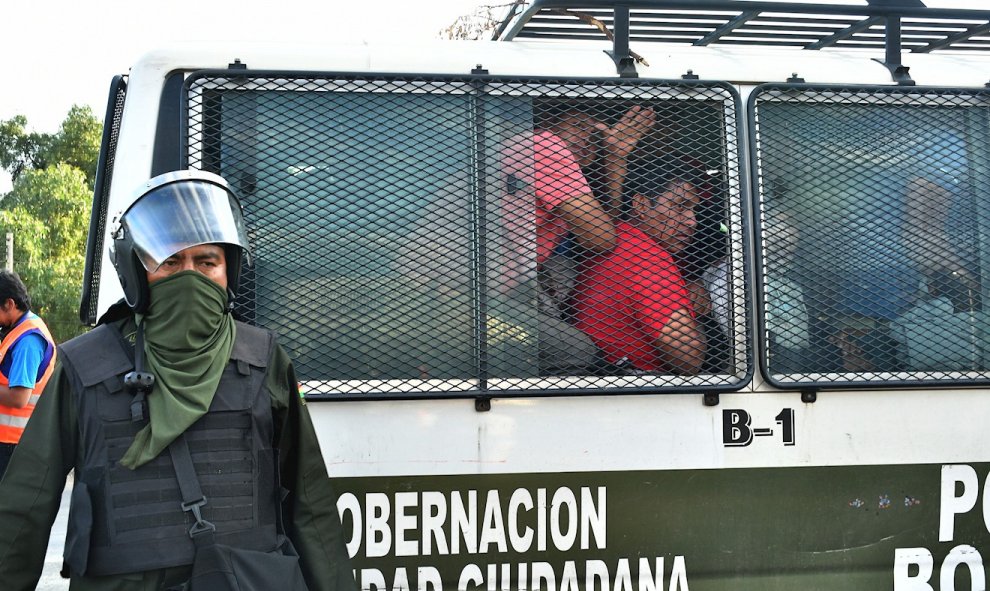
(499, 104, 655, 373)
(575, 155, 707, 374)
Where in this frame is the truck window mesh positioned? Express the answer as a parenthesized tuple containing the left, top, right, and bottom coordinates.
(81, 76, 127, 325)
(752, 86, 990, 386)
(185, 74, 747, 397)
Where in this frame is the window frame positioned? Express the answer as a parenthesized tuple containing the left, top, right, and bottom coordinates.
(749, 82, 990, 390)
(182, 69, 753, 400)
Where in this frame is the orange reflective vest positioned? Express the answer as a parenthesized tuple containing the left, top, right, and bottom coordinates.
(0, 313, 56, 444)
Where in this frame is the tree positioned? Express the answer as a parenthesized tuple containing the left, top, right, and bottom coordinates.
(0, 164, 90, 342)
(44, 105, 102, 188)
(439, 2, 523, 41)
(0, 116, 50, 184)
(0, 106, 101, 190)
(0, 106, 101, 342)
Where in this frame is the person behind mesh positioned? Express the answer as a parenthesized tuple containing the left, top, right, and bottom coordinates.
(670, 159, 729, 374)
(705, 207, 821, 374)
(890, 267, 983, 372)
(499, 102, 655, 374)
(901, 135, 981, 306)
(759, 209, 813, 374)
(573, 155, 707, 374)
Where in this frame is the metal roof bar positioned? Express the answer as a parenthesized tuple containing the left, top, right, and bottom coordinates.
(805, 15, 882, 50)
(878, 13, 913, 85)
(914, 21, 990, 53)
(510, 0, 990, 21)
(491, 0, 530, 41)
(497, 0, 990, 82)
(694, 10, 759, 46)
(607, 5, 639, 77)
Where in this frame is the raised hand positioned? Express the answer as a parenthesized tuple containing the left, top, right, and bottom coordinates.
(596, 105, 656, 160)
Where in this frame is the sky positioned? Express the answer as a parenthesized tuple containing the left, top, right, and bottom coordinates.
(0, 0, 983, 192)
(0, 0, 494, 192)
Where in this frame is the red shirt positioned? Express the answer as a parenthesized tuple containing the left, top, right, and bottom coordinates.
(575, 222, 693, 371)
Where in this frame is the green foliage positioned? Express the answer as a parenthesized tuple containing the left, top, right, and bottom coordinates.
(44, 106, 103, 188)
(3, 163, 89, 255)
(0, 106, 102, 342)
(0, 116, 50, 183)
(0, 105, 101, 189)
(0, 164, 90, 342)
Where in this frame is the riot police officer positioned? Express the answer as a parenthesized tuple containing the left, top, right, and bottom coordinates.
(0, 171, 355, 591)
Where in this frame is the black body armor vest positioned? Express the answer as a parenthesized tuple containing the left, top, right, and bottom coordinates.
(59, 320, 281, 577)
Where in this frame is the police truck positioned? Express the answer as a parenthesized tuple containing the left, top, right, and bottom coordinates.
(82, 1, 990, 588)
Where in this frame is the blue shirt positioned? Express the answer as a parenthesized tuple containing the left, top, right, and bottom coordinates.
(0, 314, 48, 389)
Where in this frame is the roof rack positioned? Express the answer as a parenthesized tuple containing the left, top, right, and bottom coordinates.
(495, 0, 990, 83)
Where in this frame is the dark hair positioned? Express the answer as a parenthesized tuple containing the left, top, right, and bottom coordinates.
(535, 100, 635, 132)
(535, 100, 595, 130)
(621, 154, 710, 220)
(0, 271, 31, 312)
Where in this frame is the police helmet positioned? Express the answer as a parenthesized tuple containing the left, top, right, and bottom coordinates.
(110, 170, 252, 313)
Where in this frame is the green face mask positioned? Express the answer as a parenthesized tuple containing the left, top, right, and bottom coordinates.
(139, 270, 231, 350)
(120, 271, 237, 469)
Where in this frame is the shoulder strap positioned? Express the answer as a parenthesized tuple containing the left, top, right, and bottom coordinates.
(168, 429, 289, 544)
(125, 323, 156, 422)
(59, 325, 134, 388)
(168, 433, 216, 544)
(169, 323, 280, 543)
(230, 321, 273, 368)
(0, 314, 55, 351)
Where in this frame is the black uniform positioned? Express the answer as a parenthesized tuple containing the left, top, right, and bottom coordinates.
(0, 316, 355, 591)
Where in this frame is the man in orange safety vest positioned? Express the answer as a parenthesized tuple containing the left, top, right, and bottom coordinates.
(0, 271, 55, 478)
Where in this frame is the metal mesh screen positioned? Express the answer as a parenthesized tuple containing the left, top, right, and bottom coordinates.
(185, 73, 747, 397)
(752, 86, 990, 386)
(82, 76, 127, 325)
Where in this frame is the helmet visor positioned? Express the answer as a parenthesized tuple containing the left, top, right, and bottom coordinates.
(121, 177, 251, 272)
